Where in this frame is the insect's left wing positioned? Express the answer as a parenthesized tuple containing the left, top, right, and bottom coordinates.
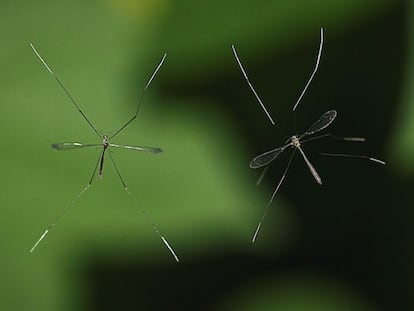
(250, 145, 289, 169)
(304, 110, 337, 136)
(51, 142, 100, 150)
(109, 143, 162, 153)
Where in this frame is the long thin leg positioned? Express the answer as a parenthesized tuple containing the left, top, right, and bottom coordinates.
(109, 53, 167, 139)
(300, 133, 366, 144)
(231, 45, 275, 125)
(297, 146, 322, 184)
(108, 152, 180, 262)
(316, 151, 385, 165)
(108, 151, 127, 189)
(30, 150, 102, 253)
(292, 28, 324, 112)
(256, 165, 269, 186)
(252, 150, 296, 243)
(88, 151, 102, 185)
(30, 44, 101, 138)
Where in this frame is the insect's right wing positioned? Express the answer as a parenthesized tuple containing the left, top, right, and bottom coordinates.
(249, 145, 290, 169)
(51, 142, 100, 150)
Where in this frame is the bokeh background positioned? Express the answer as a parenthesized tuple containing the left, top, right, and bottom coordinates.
(0, 0, 412, 310)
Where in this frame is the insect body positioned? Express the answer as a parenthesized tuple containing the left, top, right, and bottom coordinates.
(232, 28, 385, 242)
(50, 135, 162, 183)
(30, 44, 179, 262)
(250, 110, 339, 185)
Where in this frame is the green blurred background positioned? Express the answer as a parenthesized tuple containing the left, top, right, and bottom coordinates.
(0, 0, 412, 310)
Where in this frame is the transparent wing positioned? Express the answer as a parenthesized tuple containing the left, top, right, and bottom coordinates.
(249, 145, 289, 169)
(304, 110, 337, 136)
(51, 142, 100, 150)
(109, 143, 162, 153)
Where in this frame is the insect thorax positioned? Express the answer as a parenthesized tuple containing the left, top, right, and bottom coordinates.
(102, 135, 109, 149)
(291, 135, 300, 148)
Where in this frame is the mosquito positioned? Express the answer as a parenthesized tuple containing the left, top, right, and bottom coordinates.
(30, 44, 179, 262)
(232, 28, 386, 243)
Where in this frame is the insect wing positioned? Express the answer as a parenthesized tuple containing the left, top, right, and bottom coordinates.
(51, 142, 100, 150)
(304, 110, 337, 136)
(250, 146, 287, 169)
(109, 143, 162, 153)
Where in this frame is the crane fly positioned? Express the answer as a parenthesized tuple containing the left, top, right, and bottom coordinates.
(30, 44, 179, 262)
(232, 28, 385, 243)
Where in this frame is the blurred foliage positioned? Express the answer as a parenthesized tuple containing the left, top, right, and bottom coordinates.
(217, 276, 377, 311)
(0, 0, 411, 310)
(391, 1, 414, 172)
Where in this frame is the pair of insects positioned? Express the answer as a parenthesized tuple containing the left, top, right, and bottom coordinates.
(31, 28, 384, 262)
